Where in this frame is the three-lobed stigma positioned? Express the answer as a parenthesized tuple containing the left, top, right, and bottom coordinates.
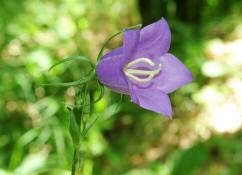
(123, 58, 162, 82)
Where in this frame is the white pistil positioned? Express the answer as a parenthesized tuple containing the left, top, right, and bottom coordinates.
(124, 58, 162, 82)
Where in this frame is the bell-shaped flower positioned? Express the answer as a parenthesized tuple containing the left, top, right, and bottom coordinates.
(96, 18, 193, 118)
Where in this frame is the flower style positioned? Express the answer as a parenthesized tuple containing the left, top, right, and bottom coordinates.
(96, 18, 193, 118)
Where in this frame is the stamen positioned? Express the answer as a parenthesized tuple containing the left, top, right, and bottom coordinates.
(124, 58, 162, 82)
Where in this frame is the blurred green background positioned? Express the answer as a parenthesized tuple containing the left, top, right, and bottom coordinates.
(0, 0, 242, 175)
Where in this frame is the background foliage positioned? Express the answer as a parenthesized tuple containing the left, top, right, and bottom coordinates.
(0, 0, 242, 175)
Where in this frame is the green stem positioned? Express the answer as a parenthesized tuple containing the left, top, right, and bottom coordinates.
(71, 149, 77, 175)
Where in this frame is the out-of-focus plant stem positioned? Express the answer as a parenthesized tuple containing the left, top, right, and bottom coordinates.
(71, 148, 77, 175)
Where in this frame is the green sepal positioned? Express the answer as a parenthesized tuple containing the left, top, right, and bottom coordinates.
(68, 107, 80, 146)
(95, 80, 105, 103)
(48, 56, 95, 71)
(43, 69, 95, 87)
(96, 24, 142, 64)
(43, 56, 96, 87)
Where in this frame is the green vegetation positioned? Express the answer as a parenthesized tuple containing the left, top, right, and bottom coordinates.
(0, 0, 241, 175)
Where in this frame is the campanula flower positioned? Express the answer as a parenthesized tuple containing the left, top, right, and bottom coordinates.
(96, 18, 193, 118)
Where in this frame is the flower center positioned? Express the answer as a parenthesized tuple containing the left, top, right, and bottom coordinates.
(123, 58, 162, 82)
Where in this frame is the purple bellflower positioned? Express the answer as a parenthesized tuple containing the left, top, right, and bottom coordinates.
(96, 18, 193, 118)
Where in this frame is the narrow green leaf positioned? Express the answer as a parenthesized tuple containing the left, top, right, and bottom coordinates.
(68, 108, 80, 146)
(82, 103, 120, 136)
(48, 56, 95, 72)
(43, 56, 96, 87)
(9, 128, 40, 170)
(43, 69, 95, 87)
(73, 88, 82, 126)
(81, 88, 90, 132)
(82, 114, 101, 137)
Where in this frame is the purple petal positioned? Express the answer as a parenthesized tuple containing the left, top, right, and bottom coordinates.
(96, 30, 140, 94)
(155, 53, 193, 93)
(130, 88, 172, 118)
(133, 18, 171, 60)
(96, 48, 129, 94)
(123, 30, 140, 64)
(101, 47, 123, 60)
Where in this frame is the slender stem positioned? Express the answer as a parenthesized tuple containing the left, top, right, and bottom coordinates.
(71, 149, 77, 175)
